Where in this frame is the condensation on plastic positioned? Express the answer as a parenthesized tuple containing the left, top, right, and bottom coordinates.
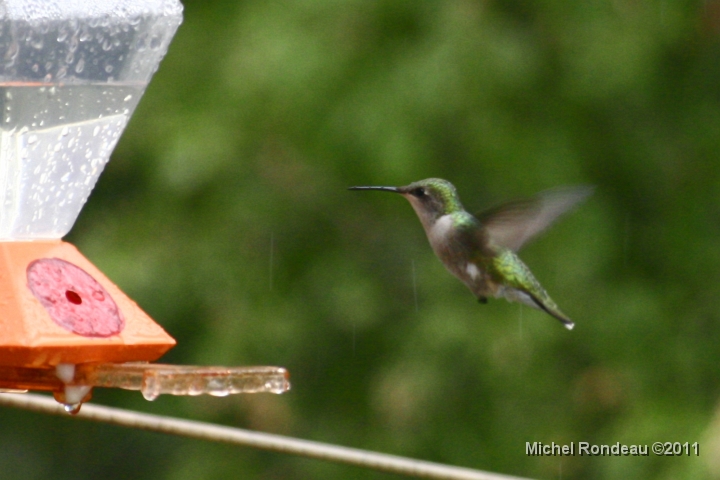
(0, 362, 291, 400)
(0, 0, 182, 239)
(78, 363, 291, 400)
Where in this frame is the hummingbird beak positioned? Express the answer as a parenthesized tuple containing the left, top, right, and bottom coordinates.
(348, 186, 401, 193)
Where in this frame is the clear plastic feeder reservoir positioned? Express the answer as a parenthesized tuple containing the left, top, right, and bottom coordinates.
(0, 0, 182, 239)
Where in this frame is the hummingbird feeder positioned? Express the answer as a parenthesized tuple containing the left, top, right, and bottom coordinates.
(0, 0, 289, 413)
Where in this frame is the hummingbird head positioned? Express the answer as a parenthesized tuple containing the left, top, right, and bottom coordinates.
(349, 178, 464, 231)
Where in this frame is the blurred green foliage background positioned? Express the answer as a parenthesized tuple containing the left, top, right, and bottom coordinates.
(3, 0, 720, 478)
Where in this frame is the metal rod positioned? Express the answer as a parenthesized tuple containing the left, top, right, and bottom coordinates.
(0, 393, 532, 480)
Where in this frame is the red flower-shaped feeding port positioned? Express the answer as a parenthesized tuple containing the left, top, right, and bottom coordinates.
(27, 258, 125, 338)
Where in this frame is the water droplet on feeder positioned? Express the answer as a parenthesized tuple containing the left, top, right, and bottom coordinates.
(63, 403, 82, 414)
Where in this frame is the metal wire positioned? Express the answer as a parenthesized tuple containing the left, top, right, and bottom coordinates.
(0, 392, 532, 480)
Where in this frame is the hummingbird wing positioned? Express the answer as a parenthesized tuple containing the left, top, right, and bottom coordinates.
(477, 186, 594, 252)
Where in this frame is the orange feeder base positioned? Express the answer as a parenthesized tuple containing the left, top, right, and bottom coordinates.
(0, 240, 176, 368)
(0, 240, 289, 411)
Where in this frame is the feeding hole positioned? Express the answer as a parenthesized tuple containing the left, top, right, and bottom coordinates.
(65, 290, 82, 305)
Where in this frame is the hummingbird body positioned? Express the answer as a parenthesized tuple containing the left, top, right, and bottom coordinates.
(349, 178, 593, 330)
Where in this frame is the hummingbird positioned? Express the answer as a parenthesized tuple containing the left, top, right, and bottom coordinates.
(349, 178, 593, 330)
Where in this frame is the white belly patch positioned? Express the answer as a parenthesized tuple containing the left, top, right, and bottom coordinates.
(430, 214, 454, 244)
(465, 263, 480, 280)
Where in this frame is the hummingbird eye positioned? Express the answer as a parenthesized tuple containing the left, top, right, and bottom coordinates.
(412, 187, 426, 197)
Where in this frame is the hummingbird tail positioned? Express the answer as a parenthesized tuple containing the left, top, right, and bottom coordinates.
(527, 293, 575, 330)
(556, 316, 575, 331)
